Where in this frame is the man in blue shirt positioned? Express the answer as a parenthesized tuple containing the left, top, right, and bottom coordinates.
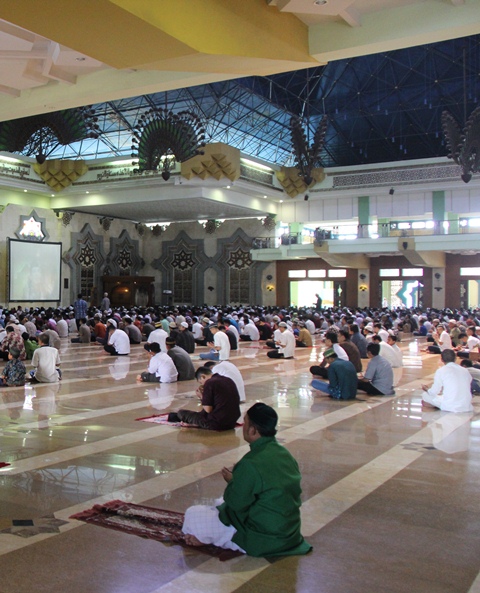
(311, 348, 358, 400)
(357, 343, 395, 396)
(73, 294, 88, 329)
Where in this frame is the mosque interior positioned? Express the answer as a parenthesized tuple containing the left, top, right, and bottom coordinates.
(0, 1, 480, 592)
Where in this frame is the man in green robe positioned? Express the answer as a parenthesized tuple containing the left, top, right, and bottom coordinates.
(182, 403, 312, 557)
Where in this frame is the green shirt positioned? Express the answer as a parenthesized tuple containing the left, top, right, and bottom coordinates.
(217, 436, 312, 557)
(24, 339, 39, 360)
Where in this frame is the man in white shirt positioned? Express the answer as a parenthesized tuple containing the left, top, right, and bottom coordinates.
(137, 342, 178, 383)
(425, 323, 452, 354)
(147, 326, 168, 353)
(371, 336, 401, 368)
(31, 333, 61, 383)
(240, 317, 260, 342)
(200, 325, 230, 361)
(267, 322, 295, 359)
(387, 334, 403, 367)
(55, 314, 69, 338)
(305, 318, 316, 335)
(422, 349, 473, 412)
(224, 319, 240, 343)
(104, 319, 130, 356)
(191, 317, 204, 340)
(374, 324, 390, 343)
(310, 331, 348, 377)
(456, 328, 480, 359)
(204, 360, 246, 402)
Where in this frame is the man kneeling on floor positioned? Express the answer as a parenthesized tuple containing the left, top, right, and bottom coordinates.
(182, 402, 312, 557)
(169, 366, 240, 430)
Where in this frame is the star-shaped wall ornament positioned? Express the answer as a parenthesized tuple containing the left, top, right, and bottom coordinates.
(14, 210, 49, 242)
(227, 248, 252, 270)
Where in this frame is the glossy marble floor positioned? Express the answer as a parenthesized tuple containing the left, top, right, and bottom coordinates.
(1, 336, 480, 593)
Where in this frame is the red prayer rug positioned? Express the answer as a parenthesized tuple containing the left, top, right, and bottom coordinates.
(70, 500, 242, 561)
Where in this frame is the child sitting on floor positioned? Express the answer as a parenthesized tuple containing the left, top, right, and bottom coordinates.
(22, 332, 39, 360)
(0, 347, 26, 387)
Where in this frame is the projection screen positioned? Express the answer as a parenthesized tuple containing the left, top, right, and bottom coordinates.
(8, 239, 62, 302)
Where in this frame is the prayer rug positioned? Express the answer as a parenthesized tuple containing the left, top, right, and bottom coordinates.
(70, 500, 242, 561)
(135, 413, 198, 427)
(135, 414, 243, 428)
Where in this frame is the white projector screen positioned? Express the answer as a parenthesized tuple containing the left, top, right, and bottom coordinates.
(9, 239, 62, 302)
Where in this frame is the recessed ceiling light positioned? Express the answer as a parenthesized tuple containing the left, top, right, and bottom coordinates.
(86, 191, 89, 194)
(23, 189, 27, 193)
(314, 0, 327, 4)
(263, 195, 267, 199)
(76, 57, 86, 61)
(226, 185, 231, 189)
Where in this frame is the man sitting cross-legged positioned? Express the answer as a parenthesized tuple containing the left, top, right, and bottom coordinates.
(165, 337, 195, 381)
(182, 402, 312, 557)
(169, 366, 240, 430)
(422, 349, 473, 412)
(357, 342, 395, 396)
(30, 333, 61, 383)
(310, 348, 358, 400)
(136, 342, 178, 383)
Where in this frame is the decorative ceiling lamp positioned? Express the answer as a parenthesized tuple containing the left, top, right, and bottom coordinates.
(131, 107, 205, 180)
(290, 114, 328, 187)
(442, 48, 480, 183)
(442, 107, 480, 183)
(0, 107, 100, 164)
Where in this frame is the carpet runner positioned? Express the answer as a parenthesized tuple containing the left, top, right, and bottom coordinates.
(70, 500, 242, 561)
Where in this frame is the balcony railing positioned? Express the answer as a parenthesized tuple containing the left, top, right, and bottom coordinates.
(251, 220, 480, 249)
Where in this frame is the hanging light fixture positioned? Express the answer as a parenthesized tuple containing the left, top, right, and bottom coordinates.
(289, 73, 328, 187)
(442, 48, 480, 183)
(131, 104, 205, 180)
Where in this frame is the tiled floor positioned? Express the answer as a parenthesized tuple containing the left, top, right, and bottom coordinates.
(1, 336, 480, 593)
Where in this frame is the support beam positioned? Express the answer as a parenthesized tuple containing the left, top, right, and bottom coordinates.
(397, 237, 446, 268)
(314, 242, 369, 268)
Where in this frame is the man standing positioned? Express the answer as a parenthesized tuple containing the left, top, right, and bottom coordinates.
(173, 367, 240, 430)
(73, 294, 88, 329)
(100, 292, 110, 312)
(182, 402, 312, 557)
(422, 349, 473, 412)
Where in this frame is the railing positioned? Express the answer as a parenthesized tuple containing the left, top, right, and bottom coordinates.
(251, 220, 479, 249)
